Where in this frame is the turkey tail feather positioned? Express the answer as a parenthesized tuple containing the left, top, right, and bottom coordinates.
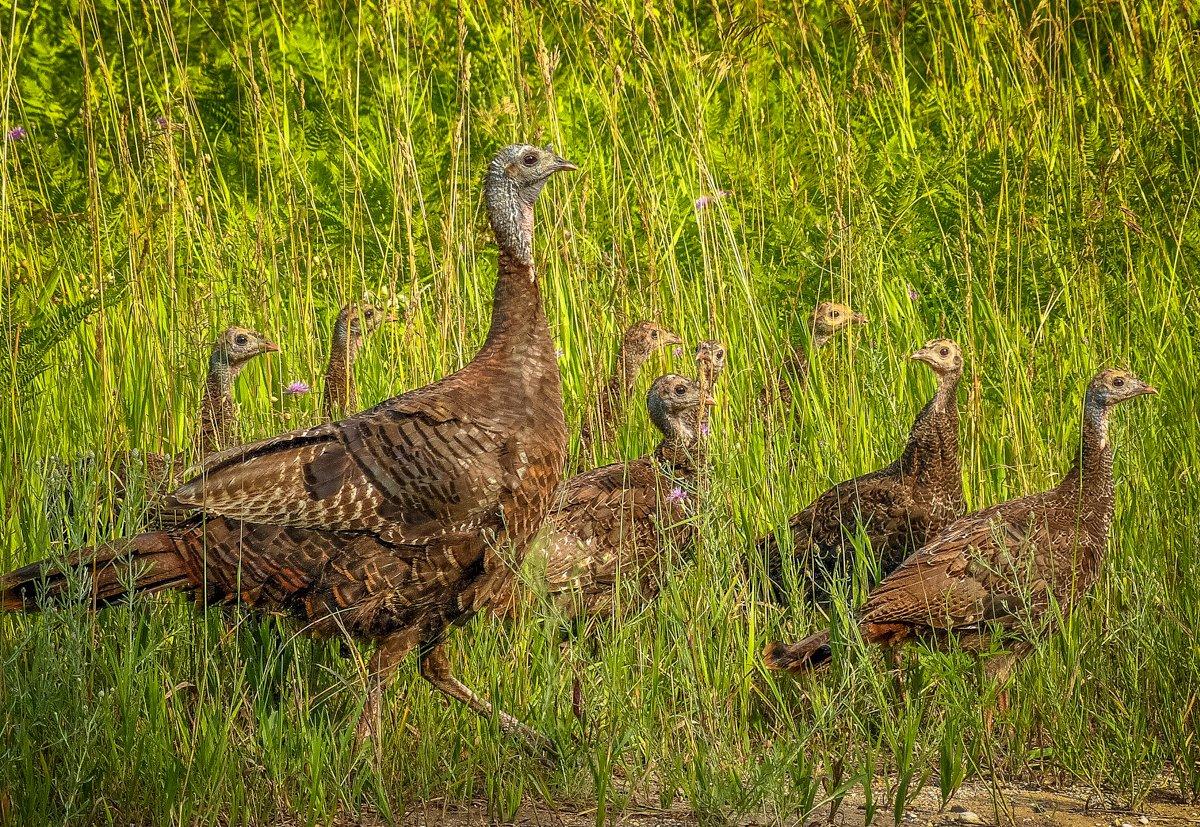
(1, 532, 192, 612)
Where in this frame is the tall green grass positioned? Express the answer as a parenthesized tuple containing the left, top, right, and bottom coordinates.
(2, 0, 1197, 823)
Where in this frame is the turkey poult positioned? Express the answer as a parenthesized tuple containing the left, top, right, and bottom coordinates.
(755, 338, 966, 606)
(579, 320, 682, 454)
(693, 339, 726, 439)
(323, 301, 400, 421)
(764, 369, 1156, 683)
(762, 301, 867, 408)
(47, 326, 279, 533)
(3, 144, 577, 752)
(493, 373, 715, 625)
(195, 326, 282, 457)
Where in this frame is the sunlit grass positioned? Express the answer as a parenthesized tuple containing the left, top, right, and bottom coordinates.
(1, 0, 1197, 824)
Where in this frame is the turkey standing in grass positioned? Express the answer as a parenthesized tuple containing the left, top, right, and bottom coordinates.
(4, 144, 577, 752)
(322, 302, 401, 421)
(579, 320, 682, 455)
(693, 339, 726, 440)
(755, 339, 966, 606)
(762, 301, 867, 408)
(764, 368, 1156, 685)
(492, 373, 713, 625)
(46, 326, 278, 536)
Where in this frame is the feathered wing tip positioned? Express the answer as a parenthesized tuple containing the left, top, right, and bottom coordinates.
(763, 630, 833, 673)
(1, 531, 191, 612)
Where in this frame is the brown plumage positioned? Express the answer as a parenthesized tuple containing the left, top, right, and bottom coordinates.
(764, 368, 1157, 681)
(492, 373, 713, 625)
(195, 326, 281, 457)
(4, 144, 577, 751)
(756, 339, 966, 605)
(322, 302, 400, 421)
(762, 302, 866, 408)
(693, 339, 726, 439)
(579, 320, 682, 455)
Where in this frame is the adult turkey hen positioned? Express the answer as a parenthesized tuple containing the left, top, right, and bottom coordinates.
(579, 320, 682, 455)
(493, 372, 714, 625)
(764, 368, 1156, 685)
(756, 339, 965, 606)
(4, 144, 577, 751)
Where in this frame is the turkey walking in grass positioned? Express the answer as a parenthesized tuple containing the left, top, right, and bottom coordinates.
(755, 338, 966, 606)
(4, 144, 576, 753)
(493, 372, 715, 627)
(764, 368, 1156, 688)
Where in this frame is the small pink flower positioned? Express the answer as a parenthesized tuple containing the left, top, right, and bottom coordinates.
(154, 116, 169, 130)
(694, 190, 731, 211)
(7, 126, 27, 141)
(672, 345, 683, 357)
(666, 486, 687, 504)
(555, 348, 565, 360)
(907, 284, 920, 301)
(284, 380, 310, 395)
(700, 421, 711, 437)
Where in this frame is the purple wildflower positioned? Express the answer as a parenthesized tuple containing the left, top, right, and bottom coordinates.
(907, 284, 920, 302)
(694, 190, 730, 211)
(284, 380, 310, 395)
(666, 486, 687, 504)
(154, 116, 169, 130)
(700, 421, 711, 437)
(555, 347, 565, 360)
(673, 345, 684, 358)
(6, 126, 27, 141)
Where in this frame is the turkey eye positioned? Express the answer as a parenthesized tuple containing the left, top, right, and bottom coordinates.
(830, 311, 840, 318)
(940, 347, 949, 356)
(651, 330, 658, 339)
(1113, 378, 1125, 387)
(522, 152, 538, 166)
(235, 335, 248, 346)
(675, 386, 686, 396)
(365, 309, 374, 318)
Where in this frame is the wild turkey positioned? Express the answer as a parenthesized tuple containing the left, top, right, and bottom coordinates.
(764, 368, 1157, 684)
(762, 301, 866, 408)
(579, 320, 682, 454)
(492, 372, 714, 625)
(755, 338, 966, 606)
(322, 301, 400, 421)
(4, 144, 577, 751)
(693, 339, 726, 439)
(46, 326, 278, 535)
(195, 326, 282, 457)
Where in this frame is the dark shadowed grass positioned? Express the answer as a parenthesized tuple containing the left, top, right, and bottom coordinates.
(2, 0, 1198, 824)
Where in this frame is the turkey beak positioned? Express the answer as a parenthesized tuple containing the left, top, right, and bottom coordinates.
(1141, 383, 1158, 396)
(909, 348, 927, 363)
(852, 312, 869, 324)
(705, 395, 717, 408)
(263, 339, 281, 353)
(551, 155, 578, 173)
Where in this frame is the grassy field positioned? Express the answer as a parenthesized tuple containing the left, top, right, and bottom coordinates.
(2, 0, 1198, 824)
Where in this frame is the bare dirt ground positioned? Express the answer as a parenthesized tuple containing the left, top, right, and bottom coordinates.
(304, 780, 1199, 827)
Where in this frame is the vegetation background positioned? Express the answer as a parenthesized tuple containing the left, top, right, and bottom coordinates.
(1, 0, 1197, 824)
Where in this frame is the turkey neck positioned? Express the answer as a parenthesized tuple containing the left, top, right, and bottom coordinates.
(651, 412, 703, 479)
(324, 319, 359, 416)
(1057, 396, 1116, 538)
(594, 342, 647, 431)
(480, 177, 556, 372)
(197, 351, 241, 455)
(897, 370, 961, 492)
